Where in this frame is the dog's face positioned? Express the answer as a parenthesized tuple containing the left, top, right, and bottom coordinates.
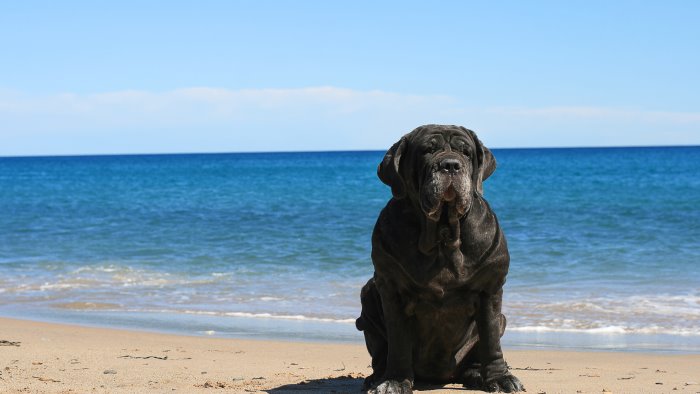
(378, 125, 496, 221)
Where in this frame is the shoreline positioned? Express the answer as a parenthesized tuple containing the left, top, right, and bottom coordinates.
(3, 309, 700, 354)
(2, 317, 700, 393)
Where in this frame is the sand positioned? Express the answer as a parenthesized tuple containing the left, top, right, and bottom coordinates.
(1, 317, 699, 393)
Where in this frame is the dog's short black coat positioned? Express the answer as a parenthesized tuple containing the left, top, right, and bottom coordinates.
(356, 125, 524, 393)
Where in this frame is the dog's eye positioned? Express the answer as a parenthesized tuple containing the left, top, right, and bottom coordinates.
(453, 140, 468, 152)
(424, 139, 439, 154)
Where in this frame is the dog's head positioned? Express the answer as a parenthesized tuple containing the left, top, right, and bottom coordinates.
(378, 124, 496, 221)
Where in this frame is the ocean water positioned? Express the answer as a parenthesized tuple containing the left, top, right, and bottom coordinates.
(1, 147, 699, 351)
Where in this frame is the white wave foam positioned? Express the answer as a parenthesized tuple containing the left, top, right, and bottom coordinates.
(39, 282, 87, 291)
(124, 308, 357, 324)
(221, 311, 356, 324)
(1, 264, 234, 292)
(510, 325, 627, 334)
(505, 291, 700, 337)
(509, 325, 700, 336)
(258, 296, 283, 302)
(74, 265, 122, 273)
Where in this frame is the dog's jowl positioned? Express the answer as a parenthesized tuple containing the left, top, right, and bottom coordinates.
(356, 125, 524, 393)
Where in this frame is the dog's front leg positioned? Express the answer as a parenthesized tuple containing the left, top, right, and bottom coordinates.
(369, 279, 413, 394)
(476, 290, 524, 393)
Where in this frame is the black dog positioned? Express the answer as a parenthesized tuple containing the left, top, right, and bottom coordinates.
(356, 125, 524, 393)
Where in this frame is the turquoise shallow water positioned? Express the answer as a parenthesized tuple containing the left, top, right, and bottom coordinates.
(1, 147, 699, 351)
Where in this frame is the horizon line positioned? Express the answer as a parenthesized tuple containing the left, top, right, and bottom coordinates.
(1, 143, 699, 159)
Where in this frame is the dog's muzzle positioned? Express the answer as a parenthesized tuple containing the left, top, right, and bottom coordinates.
(419, 152, 472, 221)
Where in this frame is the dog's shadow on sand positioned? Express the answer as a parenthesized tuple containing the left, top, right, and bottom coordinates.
(266, 375, 363, 393)
(267, 377, 463, 393)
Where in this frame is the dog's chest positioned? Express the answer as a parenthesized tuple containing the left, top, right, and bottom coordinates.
(378, 200, 499, 295)
(405, 264, 480, 319)
(409, 246, 479, 296)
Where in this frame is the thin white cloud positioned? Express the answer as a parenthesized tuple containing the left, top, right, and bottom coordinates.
(0, 86, 456, 127)
(486, 106, 700, 124)
(1, 87, 698, 156)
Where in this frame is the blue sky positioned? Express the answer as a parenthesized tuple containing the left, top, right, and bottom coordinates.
(1, 1, 699, 155)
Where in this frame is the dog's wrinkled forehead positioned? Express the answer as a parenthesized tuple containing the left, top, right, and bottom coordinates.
(406, 125, 476, 157)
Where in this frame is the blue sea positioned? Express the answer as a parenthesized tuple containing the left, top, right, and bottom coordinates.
(1, 147, 699, 352)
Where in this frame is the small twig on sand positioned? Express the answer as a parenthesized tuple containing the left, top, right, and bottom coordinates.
(512, 366, 561, 371)
(0, 340, 20, 347)
(118, 355, 168, 360)
(33, 376, 61, 383)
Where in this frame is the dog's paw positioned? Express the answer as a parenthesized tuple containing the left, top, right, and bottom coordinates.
(484, 373, 525, 393)
(367, 379, 413, 394)
(462, 367, 483, 389)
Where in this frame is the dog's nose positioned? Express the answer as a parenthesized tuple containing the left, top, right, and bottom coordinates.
(439, 158, 461, 173)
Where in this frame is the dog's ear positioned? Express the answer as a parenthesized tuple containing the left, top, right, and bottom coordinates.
(463, 128, 496, 195)
(377, 137, 407, 199)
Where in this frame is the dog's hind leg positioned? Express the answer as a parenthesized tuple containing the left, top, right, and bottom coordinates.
(356, 277, 388, 391)
(458, 313, 507, 389)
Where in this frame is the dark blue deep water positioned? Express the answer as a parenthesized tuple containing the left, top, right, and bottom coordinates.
(1, 147, 699, 350)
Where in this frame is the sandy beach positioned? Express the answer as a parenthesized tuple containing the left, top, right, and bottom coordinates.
(0, 317, 698, 393)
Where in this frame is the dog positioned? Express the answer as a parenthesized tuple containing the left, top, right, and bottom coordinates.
(356, 125, 524, 393)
